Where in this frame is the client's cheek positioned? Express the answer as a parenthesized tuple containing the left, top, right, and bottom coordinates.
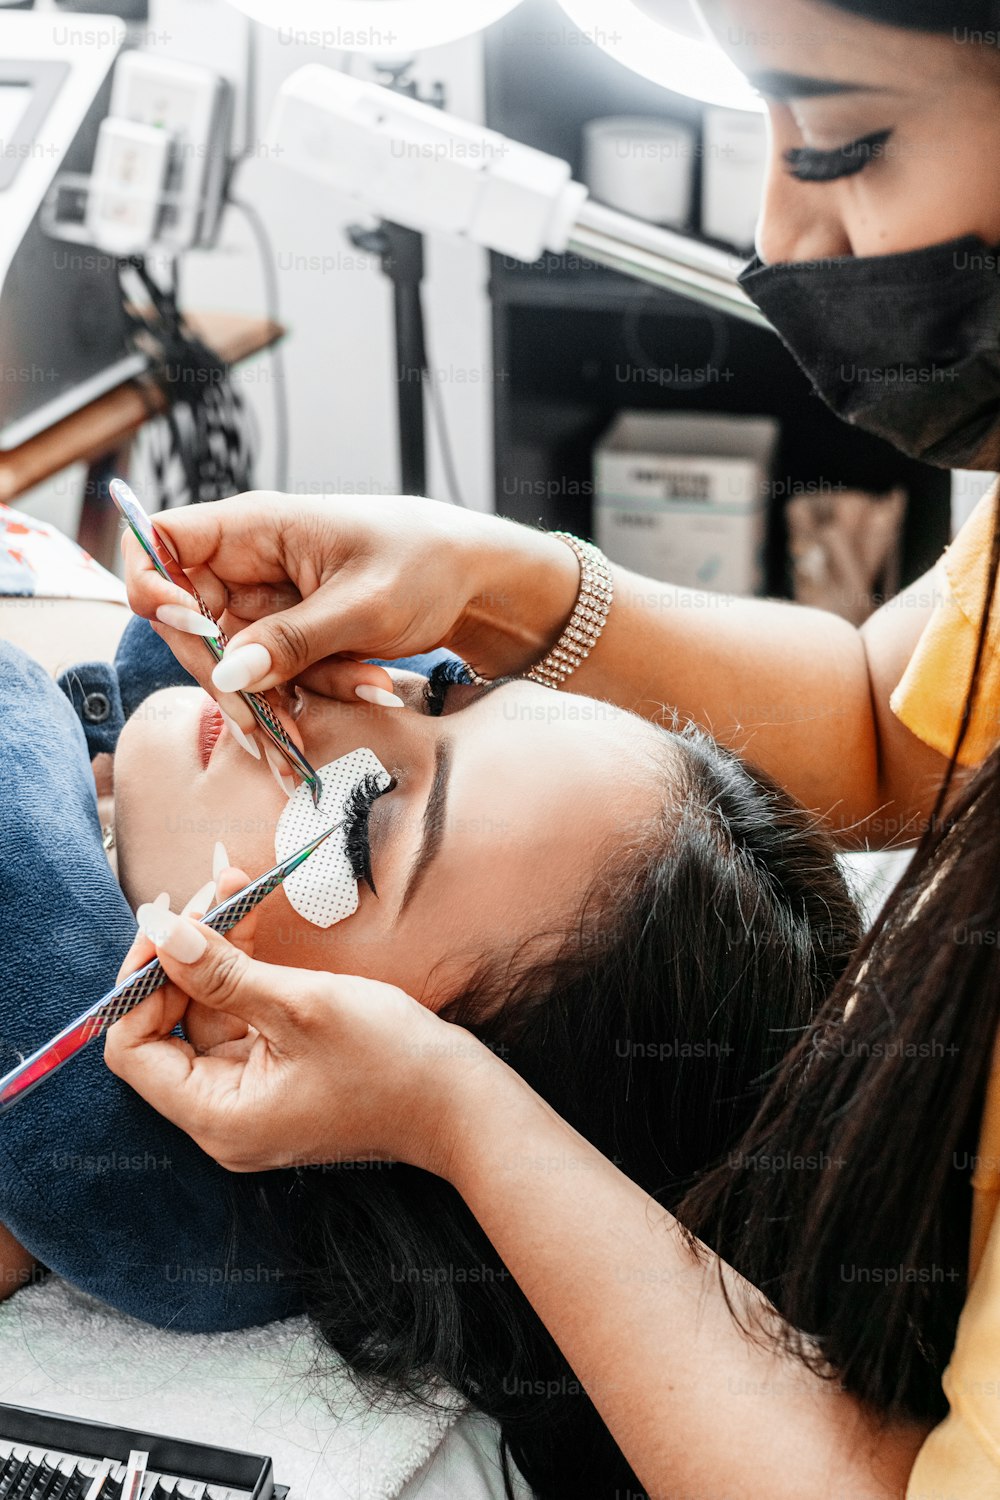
(254, 907, 335, 969)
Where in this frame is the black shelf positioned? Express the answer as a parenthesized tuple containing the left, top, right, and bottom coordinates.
(483, 0, 951, 598)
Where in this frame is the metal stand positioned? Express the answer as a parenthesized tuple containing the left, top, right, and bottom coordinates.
(348, 218, 428, 496)
(569, 199, 766, 327)
(346, 63, 444, 498)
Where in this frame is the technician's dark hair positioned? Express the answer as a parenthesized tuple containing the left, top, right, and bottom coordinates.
(824, 0, 1000, 30)
(675, 0, 1000, 1432)
(253, 726, 862, 1499)
(681, 494, 1000, 1427)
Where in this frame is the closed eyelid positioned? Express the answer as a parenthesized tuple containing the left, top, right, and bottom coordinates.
(385, 676, 523, 913)
(371, 674, 524, 910)
(439, 673, 522, 714)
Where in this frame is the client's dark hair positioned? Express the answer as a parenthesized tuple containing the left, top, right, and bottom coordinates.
(682, 498, 1000, 1426)
(255, 725, 861, 1499)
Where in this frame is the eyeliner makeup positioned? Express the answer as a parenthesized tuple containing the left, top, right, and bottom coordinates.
(785, 127, 892, 182)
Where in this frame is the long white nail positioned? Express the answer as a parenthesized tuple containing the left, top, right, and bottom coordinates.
(220, 708, 261, 760)
(213, 841, 230, 884)
(137, 891, 172, 945)
(157, 912, 208, 964)
(155, 604, 221, 639)
(182, 879, 217, 918)
(355, 684, 405, 709)
(264, 742, 297, 799)
(212, 642, 272, 693)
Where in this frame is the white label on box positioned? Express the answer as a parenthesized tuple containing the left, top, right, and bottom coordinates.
(595, 456, 768, 594)
(596, 505, 766, 594)
(599, 454, 763, 510)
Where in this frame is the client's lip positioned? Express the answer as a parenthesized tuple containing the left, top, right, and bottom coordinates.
(197, 697, 225, 768)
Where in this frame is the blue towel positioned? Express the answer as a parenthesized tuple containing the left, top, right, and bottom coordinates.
(0, 637, 304, 1331)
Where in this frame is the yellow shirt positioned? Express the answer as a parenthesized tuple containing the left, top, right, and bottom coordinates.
(894, 489, 1000, 1498)
(892, 491, 1000, 769)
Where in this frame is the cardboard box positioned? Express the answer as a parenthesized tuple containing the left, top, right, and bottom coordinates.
(594, 411, 779, 595)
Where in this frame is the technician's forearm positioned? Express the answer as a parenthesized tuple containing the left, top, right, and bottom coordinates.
(455, 519, 948, 843)
(574, 565, 883, 835)
(441, 1060, 926, 1500)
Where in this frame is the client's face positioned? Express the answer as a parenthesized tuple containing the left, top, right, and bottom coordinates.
(113, 670, 669, 1007)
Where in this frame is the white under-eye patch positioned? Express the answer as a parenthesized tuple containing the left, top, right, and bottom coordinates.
(275, 747, 392, 929)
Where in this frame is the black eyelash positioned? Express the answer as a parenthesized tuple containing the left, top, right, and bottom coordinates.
(422, 657, 472, 717)
(784, 128, 892, 183)
(344, 771, 397, 897)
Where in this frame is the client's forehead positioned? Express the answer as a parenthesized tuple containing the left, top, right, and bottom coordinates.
(467, 679, 674, 786)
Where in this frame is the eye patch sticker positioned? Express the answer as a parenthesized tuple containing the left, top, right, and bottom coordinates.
(275, 747, 392, 928)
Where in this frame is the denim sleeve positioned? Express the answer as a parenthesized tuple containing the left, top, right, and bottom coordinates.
(0, 642, 300, 1331)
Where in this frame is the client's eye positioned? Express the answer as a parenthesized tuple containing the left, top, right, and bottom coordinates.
(422, 658, 473, 717)
(344, 771, 397, 897)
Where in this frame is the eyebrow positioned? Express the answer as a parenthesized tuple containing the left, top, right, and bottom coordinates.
(400, 733, 453, 916)
(397, 674, 520, 915)
(748, 70, 886, 100)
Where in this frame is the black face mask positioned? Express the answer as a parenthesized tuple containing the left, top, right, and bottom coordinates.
(738, 233, 1000, 470)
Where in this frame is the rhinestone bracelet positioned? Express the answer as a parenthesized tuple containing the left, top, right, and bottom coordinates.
(465, 532, 614, 691)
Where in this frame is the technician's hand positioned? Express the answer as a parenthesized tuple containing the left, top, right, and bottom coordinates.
(122, 490, 577, 712)
(116, 862, 261, 1058)
(104, 903, 493, 1176)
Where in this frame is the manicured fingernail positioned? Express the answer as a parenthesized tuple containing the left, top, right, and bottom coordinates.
(213, 841, 230, 884)
(264, 743, 297, 799)
(136, 891, 172, 944)
(212, 642, 272, 693)
(182, 879, 217, 918)
(155, 604, 221, 639)
(220, 708, 260, 761)
(354, 684, 405, 709)
(158, 912, 208, 964)
(155, 526, 181, 562)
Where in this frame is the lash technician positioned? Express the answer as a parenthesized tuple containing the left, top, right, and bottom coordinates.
(107, 2, 1000, 1496)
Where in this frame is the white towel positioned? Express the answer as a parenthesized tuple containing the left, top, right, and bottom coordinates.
(0, 1276, 464, 1498)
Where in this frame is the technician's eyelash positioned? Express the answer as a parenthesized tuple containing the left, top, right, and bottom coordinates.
(422, 658, 472, 717)
(344, 771, 397, 897)
(784, 127, 892, 183)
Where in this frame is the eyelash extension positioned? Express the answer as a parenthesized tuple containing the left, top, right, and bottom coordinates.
(784, 127, 892, 183)
(422, 657, 472, 717)
(344, 771, 397, 897)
